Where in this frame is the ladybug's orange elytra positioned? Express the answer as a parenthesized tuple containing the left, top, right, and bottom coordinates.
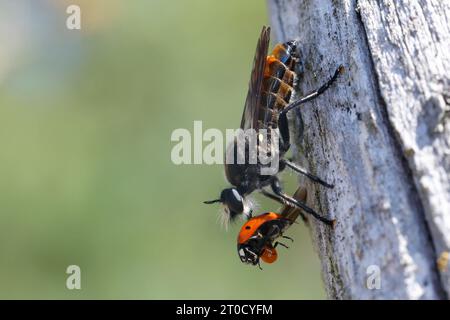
(237, 212, 282, 244)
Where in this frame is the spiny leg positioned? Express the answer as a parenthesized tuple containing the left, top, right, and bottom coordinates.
(270, 178, 335, 226)
(260, 189, 307, 222)
(281, 159, 334, 188)
(282, 235, 294, 242)
(278, 112, 291, 154)
(276, 191, 334, 226)
(260, 188, 285, 204)
(280, 65, 344, 116)
(294, 107, 304, 143)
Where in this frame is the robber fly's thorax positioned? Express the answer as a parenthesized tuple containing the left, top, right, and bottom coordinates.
(224, 40, 300, 190)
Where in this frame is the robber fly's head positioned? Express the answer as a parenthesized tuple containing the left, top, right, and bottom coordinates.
(203, 188, 252, 227)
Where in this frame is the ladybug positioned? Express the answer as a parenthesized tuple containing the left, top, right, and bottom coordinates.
(236, 187, 333, 268)
(237, 212, 293, 268)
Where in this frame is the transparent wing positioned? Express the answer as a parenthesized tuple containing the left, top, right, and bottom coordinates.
(240, 26, 271, 130)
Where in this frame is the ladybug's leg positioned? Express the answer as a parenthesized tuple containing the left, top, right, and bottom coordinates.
(281, 159, 334, 188)
(282, 235, 294, 242)
(274, 241, 289, 249)
(269, 177, 335, 226)
(280, 65, 344, 117)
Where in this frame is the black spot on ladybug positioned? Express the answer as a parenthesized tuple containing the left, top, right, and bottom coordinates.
(245, 226, 251, 230)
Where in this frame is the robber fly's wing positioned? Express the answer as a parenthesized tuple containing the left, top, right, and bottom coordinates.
(240, 26, 270, 131)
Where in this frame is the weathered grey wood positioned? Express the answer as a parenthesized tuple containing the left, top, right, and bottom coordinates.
(268, 0, 449, 299)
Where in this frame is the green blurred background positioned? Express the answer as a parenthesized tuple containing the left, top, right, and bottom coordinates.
(0, 0, 325, 299)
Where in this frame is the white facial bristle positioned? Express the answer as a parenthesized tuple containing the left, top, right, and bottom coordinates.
(217, 205, 231, 231)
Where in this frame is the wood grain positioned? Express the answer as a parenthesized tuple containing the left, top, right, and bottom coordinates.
(268, 0, 449, 299)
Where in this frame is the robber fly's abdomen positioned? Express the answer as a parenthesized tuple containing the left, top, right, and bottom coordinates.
(261, 41, 299, 126)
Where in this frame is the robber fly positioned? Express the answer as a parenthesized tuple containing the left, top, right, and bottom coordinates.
(237, 187, 309, 269)
(204, 26, 343, 226)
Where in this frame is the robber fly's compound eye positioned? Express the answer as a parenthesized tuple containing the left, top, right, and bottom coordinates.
(221, 188, 244, 219)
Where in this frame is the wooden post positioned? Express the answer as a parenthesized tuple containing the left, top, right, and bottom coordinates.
(268, 0, 450, 299)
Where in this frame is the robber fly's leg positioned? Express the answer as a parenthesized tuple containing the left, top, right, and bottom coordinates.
(295, 108, 304, 143)
(278, 112, 291, 154)
(293, 45, 304, 80)
(282, 235, 294, 242)
(260, 189, 307, 222)
(281, 159, 334, 188)
(280, 65, 344, 117)
(274, 241, 289, 249)
(260, 189, 284, 204)
(270, 178, 335, 226)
